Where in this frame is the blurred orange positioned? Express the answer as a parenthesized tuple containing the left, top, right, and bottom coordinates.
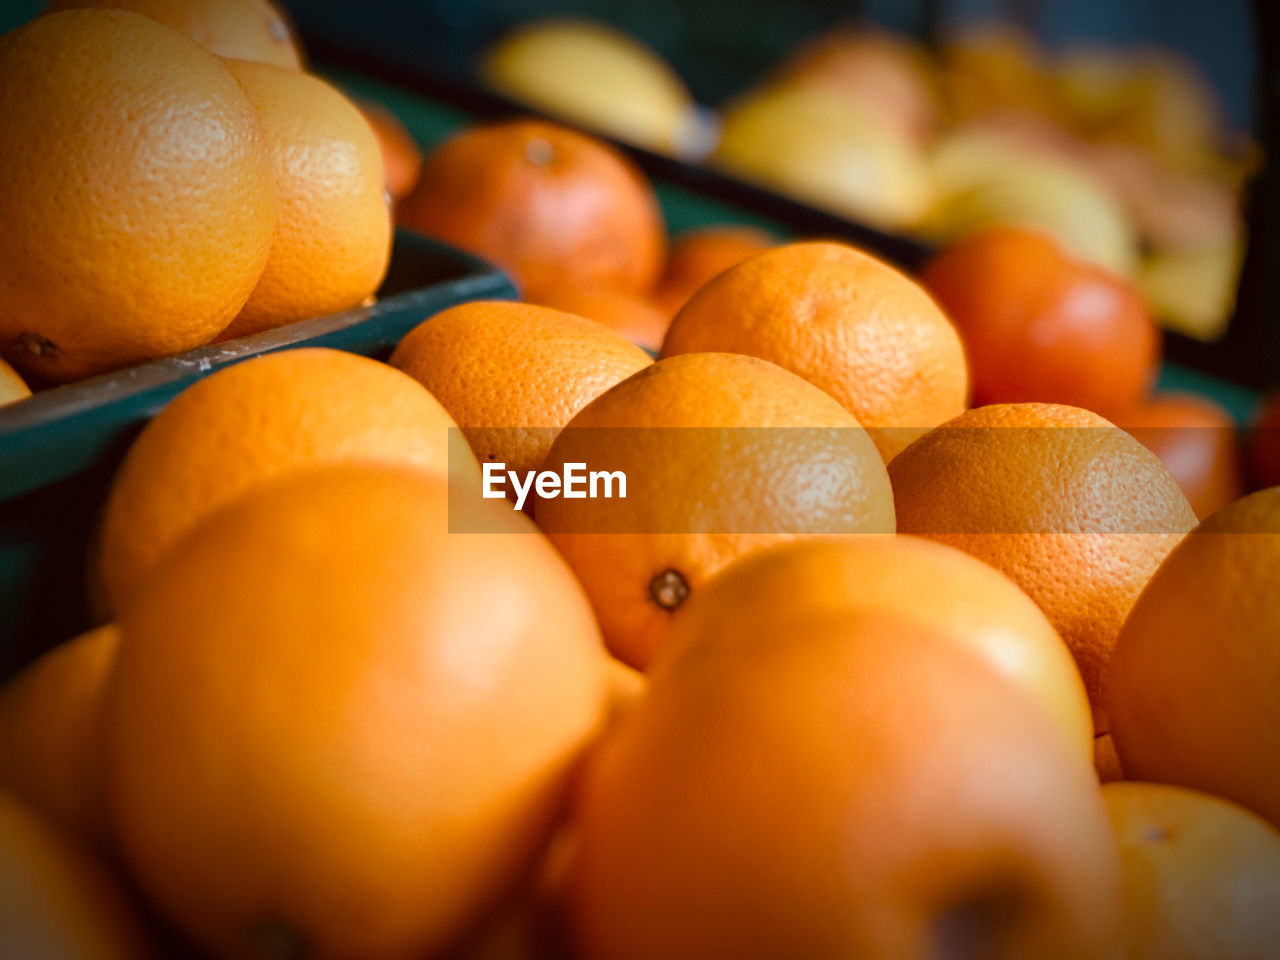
(1103, 782, 1280, 960)
(650, 225, 775, 319)
(1107, 487, 1280, 827)
(533, 286, 671, 354)
(923, 226, 1158, 419)
(0, 626, 118, 844)
(1118, 392, 1243, 520)
(569, 611, 1121, 959)
(359, 100, 424, 202)
(399, 119, 665, 302)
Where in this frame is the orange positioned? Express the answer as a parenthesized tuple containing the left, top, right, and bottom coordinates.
(650, 225, 775, 319)
(46, 0, 303, 69)
(1094, 735, 1125, 784)
(660, 241, 969, 462)
(923, 226, 1159, 419)
(1106, 486, 1280, 826)
(532, 285, 672, 354)
(217, 62, 391, 339)
(889, 402, 1197, 732)
(389, 301, 652, 480)
(1247, 390, 1280, 491)
(0, 10, 277, 383)
(1103, 782, 1280, 959)
(536, 352, 894, 669)
(568, 611, 1121, 959)
(96, 347, 473, 616)
(1118, 391, 1243, 520)
(398, 119, 665, 302)
(663, 536, 1092, 762)
(603, 659, 647, 727)
(0, 625, 118, 844)
(105, 464, 608, 959)
(358, 99, 424, 202)
(0, 791, 152, 959)
(0, 356, 31, 405)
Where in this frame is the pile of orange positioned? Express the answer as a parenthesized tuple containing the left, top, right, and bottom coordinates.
(0, 0, 390, 393)
(2, 4, 1279, 960)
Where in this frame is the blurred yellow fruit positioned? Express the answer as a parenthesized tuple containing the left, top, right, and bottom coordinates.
(481, 19, 695, 155)
(713, 83, 932, 230)
(1138, 241, 1242, 341)
(769, 28, 941, 146)
(1101, 52, 1223, 170)
(0, 356, 30, 405)
(1085, 141, 1240, 254)
(929, 123, 1074, 199)
(1055, 46, 1225, 170)
(923, 151, 1138, 276)
(1054, 46, 1134, 134)
(941, 23, 1058, 125)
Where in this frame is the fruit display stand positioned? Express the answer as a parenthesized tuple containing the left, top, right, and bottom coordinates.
(0, 232, 515, 677)
(310, 44, 1263, 428)
(290, 0, 1272, 396)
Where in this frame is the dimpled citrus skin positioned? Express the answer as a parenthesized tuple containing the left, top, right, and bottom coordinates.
(1103, 782, 1280, 960)
(45, 0, 303, 69)
(97, 348, 474, 617)
(536, 352, 895, 669)
(0, 792, 153, 960)
(660, 241, 969, 462)
(105, 466, 608, 960)
(569, 611, 1121, 960)
(661, 536, 1093, 764)
(218, 61, 391, 339)
(0, 10, 277, 383)
(1106, 487, 1280, 827)
(0, 626, 119, 845)
(398, 119, 665, 302)
(390, 301, 652, 479)
(889, 402, 1197, 734)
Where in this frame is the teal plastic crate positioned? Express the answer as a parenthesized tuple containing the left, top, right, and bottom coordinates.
(0, 230, 515, 677)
